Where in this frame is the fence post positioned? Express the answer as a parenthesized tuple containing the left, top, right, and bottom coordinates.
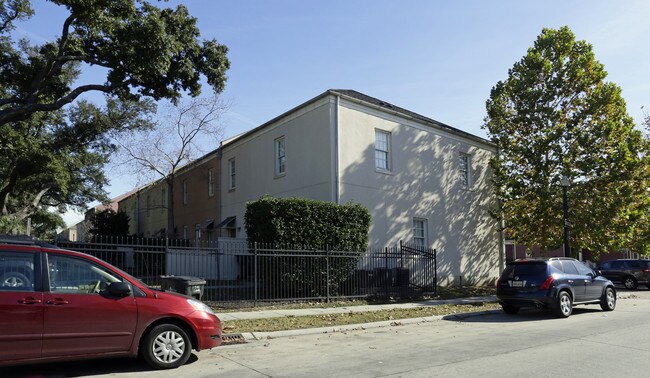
(326, 245, 330, 303)
(384, 247, 389, 300)
(164, 237, 169, 276)
(253, 242, 258, 308)
(434, 248, 438, 295)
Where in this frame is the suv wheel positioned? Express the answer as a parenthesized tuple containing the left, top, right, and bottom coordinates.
(142, 324, 192, 369)
(555, 291, 573, 318)
(623, 276, 638, 290)
(600, 287, 616, 311)
(501, 303, 519, 314)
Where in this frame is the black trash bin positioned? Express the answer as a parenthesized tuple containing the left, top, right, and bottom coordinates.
(160, 275, 206, 300)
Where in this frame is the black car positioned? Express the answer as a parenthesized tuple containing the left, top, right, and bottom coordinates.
(496, 257, 616, 318)
(597, 259, 650, 290)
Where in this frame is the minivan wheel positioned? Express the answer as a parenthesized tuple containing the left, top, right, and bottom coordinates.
(501, 303, 519, 314)
(555, 291, 573, 318)
(623, 276, 638, 290)
(600, 287, 616, 311)
(142, 324, 192, 369)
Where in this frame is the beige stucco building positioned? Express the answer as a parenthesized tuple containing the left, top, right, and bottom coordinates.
(219, 90, 503, 285)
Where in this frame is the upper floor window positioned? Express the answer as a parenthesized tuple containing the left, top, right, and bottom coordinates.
(275, 137, 286, 176)
(182, 180, 188, 205)
(375, 130, 391, 171)
(228, 158, 236, 190)
(413, 218, 427, 247)
(208, 168, 215, 197)
(459, 153, 471, 189)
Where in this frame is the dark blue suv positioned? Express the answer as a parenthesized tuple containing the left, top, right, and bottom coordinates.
(496, 257, 616, 318)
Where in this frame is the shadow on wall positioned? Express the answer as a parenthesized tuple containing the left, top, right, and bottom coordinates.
(339, 123, 500, 286)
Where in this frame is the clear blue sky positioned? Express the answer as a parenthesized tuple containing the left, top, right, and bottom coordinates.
(16, 0, 650, 226)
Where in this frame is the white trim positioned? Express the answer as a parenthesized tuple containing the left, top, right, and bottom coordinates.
(413, 218, 428, 247)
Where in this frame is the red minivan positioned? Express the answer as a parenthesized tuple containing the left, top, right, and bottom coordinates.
(0, 238, 222, 369)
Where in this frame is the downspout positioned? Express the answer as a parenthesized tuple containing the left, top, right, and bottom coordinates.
(334, 95, 341, 204)
(217, 146, 223, 239)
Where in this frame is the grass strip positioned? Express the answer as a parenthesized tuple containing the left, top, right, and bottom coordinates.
(222, 302, 500, 333)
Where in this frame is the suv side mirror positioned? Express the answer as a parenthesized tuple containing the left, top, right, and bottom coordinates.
(594, 270, 602, 277)
(107, 281, 131, 297)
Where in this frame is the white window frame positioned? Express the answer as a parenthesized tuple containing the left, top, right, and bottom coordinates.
(413, 218, 428, 247)
(228, 158, 236, 190)
(459, 153, 471, 189)
(375, 129, 391, 172)
(208, 168, 215, 197)
(275, 137, 286, 177)
(183, 180, 188, 205)
(195, 223, 201, 240)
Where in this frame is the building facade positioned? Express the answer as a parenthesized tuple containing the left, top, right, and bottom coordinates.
(219, 90, 503, 285)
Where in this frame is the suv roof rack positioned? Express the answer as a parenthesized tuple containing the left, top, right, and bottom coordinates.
(0, 234, 57, 248)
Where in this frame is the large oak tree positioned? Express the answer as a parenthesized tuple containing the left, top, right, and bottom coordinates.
(484, 26, 650, 256)
(0, 0, 229, 233)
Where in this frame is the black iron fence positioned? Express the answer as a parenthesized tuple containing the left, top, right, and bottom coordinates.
(55, 237, 436, 307)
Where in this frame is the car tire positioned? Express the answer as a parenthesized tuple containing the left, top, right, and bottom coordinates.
(554, 291, 572, 318)
(142, 324, 192, 369)
(501, 303, 519, 314)
(600, 287, 616, 311)
(623, 276, 638, 290)
(1, 271, 32, 288)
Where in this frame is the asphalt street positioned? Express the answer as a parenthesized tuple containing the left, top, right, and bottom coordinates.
(3, 288, 649, 377)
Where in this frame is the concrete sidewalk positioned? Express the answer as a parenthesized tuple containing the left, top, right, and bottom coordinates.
(218, 296, 499, 341)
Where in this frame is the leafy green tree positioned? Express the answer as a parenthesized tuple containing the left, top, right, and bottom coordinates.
(0, 0, 229, 233)
(484, 26, 650, 256)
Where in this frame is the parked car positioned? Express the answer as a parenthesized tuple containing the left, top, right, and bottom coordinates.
(496, 257, 616, 318)
(0, 236, 222, 369)
(597, 259, 650, 290)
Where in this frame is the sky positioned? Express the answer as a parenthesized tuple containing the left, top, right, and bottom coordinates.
(15, 0, 650, 226)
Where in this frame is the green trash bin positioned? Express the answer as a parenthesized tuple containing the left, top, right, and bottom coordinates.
(160, 275, 206, 300)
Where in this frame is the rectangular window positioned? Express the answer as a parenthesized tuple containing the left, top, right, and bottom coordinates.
(208, 168, 214, 197)
(413, 218, 427, 247)
(228, 158, 236, 190)
(275, 137, 286, 176)
(195, 223, 201, 240)
(459, 153, 471, 189)
(183, 180, 188, 205)
(375, 130, 391, 171)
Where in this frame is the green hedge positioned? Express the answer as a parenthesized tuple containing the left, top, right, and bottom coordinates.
(245, 195, 370, 251)
(244, 195, 371, 298)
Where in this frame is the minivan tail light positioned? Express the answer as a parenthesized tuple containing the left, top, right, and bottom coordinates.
(539, 276, 554, 290)
(643, 268, 650, 274)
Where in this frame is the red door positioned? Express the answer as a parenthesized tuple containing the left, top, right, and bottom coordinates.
(0, 291, 43, 361)
(42, 293, 137, 356)
(41, 253, 138, 357)
(0, 249, 43, 361)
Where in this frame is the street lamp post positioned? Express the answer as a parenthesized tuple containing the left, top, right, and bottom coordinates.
(559, 175, 570, 258)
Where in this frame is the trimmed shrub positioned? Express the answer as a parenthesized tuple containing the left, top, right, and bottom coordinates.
(244, 196, 371, 298)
